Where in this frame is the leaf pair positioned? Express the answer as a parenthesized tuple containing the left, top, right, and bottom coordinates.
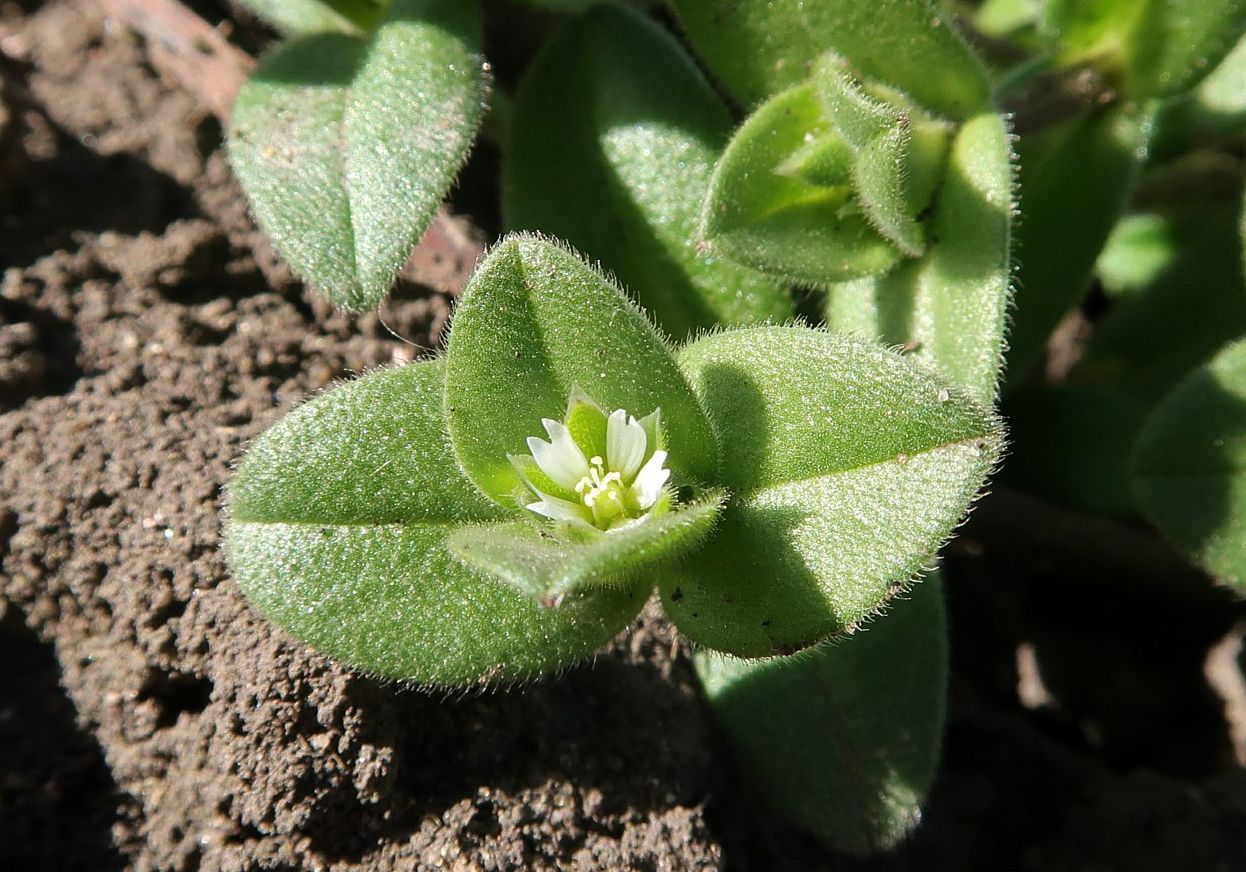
(227, 235, 1003, 684)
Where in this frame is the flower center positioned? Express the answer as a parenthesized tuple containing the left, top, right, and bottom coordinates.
(575, 456, 628, 517)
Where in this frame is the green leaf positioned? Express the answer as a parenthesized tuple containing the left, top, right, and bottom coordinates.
(824, 112, 1014, 406)
(227, 360, 646, 685)
(238, 0, 385, 35)
(1005, 106, 1147, 383)
(1151, 31, 1246, 160)
(503, 4, 791, 339)
(1044, 0, 1246, 99)
(1131, 337, 1246, 590)
(696, 574, 947, 854)
(1076, 200, 1246, 401)
(1095, 213, 1180, 299)
(228, 0, 485, 309)
(667, 0, 990, 117)
(660, 327, 1003, 656)
(449, 490, 726, 601)
(444, 234, 719, 506)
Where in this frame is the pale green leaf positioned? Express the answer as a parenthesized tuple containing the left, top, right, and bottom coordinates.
(1131, 337, 1246, 590)
(444, 234, 719, 506)
(661, 327, 1002, 656)
(449, 490, 726, 600)
(696, 574, 947, 854)
(1152, 31, 1246, 159)
(824, 112, 1013, 406)
(228, 0, 485, 309)
(227, 360, 646, 685)
(667, 0, 990, 117)
(503, 3, 791, 338)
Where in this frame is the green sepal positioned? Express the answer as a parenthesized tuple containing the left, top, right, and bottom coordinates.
(1131, 337, 1246, 591)
(661, 327, 1003, 656)
(226, 359, 646, 685)
(503, 3, 791, 338)
(696, 574, 947, 854)
(228, 0, 485, 309)
(667, 0, 991, 117)
(449, 489, 727, 602)
(444, 234, 719, 506)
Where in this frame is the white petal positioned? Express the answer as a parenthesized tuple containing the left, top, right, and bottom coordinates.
(631, 450, 671, 509)
(606, 409, 647, 480)
(526, 493, 593, 527)
(527, 419, 589, 490)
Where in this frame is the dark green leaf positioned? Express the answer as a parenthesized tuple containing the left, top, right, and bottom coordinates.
(1131, 338, 1246, 590)
(696, 574, 947, 854)
(1005, 106, 1147, 383)
(668, 0, 990, 117)
(504, 4, 791, 338)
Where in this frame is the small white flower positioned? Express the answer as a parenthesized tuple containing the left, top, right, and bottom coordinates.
(510, 391, 671, 531)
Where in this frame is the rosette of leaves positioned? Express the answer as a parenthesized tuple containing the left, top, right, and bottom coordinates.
(226, 234, 1003, 686)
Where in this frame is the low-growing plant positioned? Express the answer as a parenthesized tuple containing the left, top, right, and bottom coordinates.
(221, 0, 1246, 856)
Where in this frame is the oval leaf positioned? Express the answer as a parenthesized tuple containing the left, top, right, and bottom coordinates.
(668, 0, 990, 117)
(1131, 337, 1246, 590)
(696, 575, 947, 854)
(228, 0, 485, 309)
(825, 112, 1013, 405)
(227, 360, 647, 685)
(504, 4, 791, 338)
(660, 327, 1002, 656)
(444, 234, 719, 506)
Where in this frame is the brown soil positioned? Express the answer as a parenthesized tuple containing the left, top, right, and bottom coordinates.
(2, 2, 1245, 871)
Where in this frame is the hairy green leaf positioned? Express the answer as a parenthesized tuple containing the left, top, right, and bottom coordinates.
(667, 0, 990, 117)
(1005, 106, 1147, 383)
(449, 490, 725, 601)
(228, 0, 485, 309)
(824, 112, 1013, 406)
(696, 575, 947, 854)
(227, 360, 646, 685)
(503, 4, 790, 338)
(1131, 338, 1246, 590)
(660, 327, 1002, 656)
(238, 0, 385, 35)
(444, 234, 719, 506)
